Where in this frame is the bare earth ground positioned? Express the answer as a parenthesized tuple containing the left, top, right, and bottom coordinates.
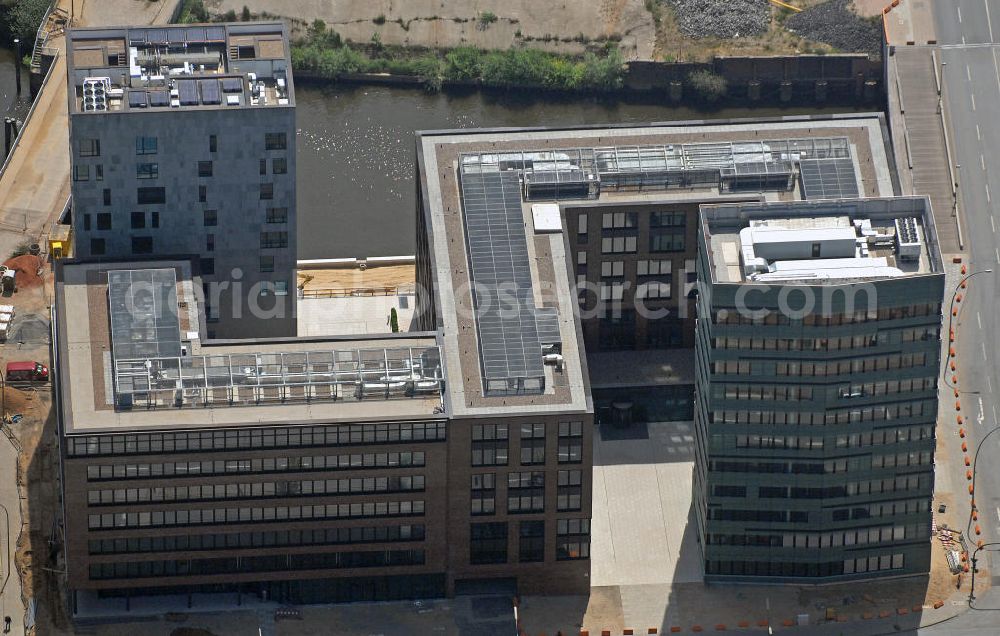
(212, 0, 657, 60)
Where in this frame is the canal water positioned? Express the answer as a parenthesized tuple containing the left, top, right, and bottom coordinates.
(0, 49, 877, 260)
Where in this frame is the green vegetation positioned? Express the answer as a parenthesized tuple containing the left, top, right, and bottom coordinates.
(389, 308, 399, 333)
(241, 6, 252, 21)
(291, 24, 625, 92)
(373, 13, 386, 25)
(687, 69, 727, 102)
(478, 11, 498, 28)
(3, 0, 50, 42)
(177, 0, 210, 23)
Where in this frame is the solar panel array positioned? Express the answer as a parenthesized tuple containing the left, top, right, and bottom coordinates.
(177, 80, 199, 106)
(460, 171, 547, 394)
(799, 158, 859, 200)
(199, 79, 221, 105)
(108, 269, 182, 361)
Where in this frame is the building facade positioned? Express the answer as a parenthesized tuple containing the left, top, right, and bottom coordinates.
(66, 23, 297, 338)
(693, 197, 943, 581)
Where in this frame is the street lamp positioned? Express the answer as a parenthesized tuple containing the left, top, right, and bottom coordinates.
(969, 541, 1000, 603)
(944, 268, 993, 391)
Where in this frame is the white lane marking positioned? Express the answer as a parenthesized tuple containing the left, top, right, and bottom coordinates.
(989, 374, 994, 393)
(983, 154, 987, 170)
(996, 507, 1000, 523)
(994, 47, 1000, 94)
(988, 0, 996, 42)
(991, 214, 995, 232)
(988, 183, 992, 202)
(995, 246, 999, 263)
(983, 341, 989, 360)
(994, 402, 998, 423)
(979, 396, 986, 426)
(979, 311, 983, 329)
(959, 5, 964, 22)
(978, 123, 983, 140)
(969, 64, 973, 81)
(972, 92, 977, 110)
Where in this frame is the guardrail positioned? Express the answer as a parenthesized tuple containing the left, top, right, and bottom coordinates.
(300, 284, 415, 299)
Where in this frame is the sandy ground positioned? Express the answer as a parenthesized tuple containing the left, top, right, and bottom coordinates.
(211, 0, 657, 60)
(297, 263, 415, 292)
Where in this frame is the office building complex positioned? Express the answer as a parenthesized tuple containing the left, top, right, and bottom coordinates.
(693, 197, 943, 581)
(66, 23, 296, 338)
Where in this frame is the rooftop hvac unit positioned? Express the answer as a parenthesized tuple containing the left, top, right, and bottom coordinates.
(82, 77, 112, 112)
(894, 217, 923, 261)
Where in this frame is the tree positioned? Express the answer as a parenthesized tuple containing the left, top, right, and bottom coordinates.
(5, 0, 51, 43)
(389, 308, 399, 333)
(241, 5, 252, 21)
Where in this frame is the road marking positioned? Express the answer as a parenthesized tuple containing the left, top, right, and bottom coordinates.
(994, 402, 998, 423)
(989, 374, 994, 393)
(984, 341, 989, 361)
(991, 215, 995, 232)
(996, 507, 1000, 523)
(979, 311, 983, 329)
(972, 92, 977, 110)
(994, 48, 1000, 95)
(988, 183, 992, 202)
(983, 154, 987, 170)
(979, 396, 986, 426)
(978, 123, 983, 140)
(964, 34, 968, 45)
(988, 0, 996, 42)
(968, 63, 973, 81)
(995, 246, 998, 263)
(959, 5, 964, 22)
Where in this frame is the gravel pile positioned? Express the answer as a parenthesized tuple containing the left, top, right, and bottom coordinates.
(785, 0, 883, 57)
(667, 0, 769, 39)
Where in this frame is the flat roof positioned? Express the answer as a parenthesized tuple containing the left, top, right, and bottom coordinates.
(701, 196, 943, 284)
(67, 22, 294, 115)
(417, 114, 894, 417)
(54, 260, 443, 434)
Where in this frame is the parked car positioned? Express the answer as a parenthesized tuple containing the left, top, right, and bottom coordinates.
(5, 360, 49, 382)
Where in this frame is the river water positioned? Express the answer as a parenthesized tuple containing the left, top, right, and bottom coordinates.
(0, 51, 875, 259)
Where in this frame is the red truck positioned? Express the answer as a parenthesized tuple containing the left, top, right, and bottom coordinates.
(6, 361, 49, 382)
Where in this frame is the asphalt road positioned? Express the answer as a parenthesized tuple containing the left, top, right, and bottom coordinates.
(928, 0, 1000, 626)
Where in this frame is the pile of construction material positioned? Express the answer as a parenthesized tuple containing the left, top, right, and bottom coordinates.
(785, 0, 883, 57)
(667, 0, 769, 39)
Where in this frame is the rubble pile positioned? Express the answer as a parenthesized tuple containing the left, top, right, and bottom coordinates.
(667, 0, 769, 39)
(785, 0, 883, 57)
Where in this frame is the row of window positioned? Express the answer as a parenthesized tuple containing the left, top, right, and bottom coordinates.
(471, 470, 583, 515)
(78, 133, 286, 158)
(712, 384, 814, 402)
(471, 422, 584, 440)
(712, 303, 940, 326)
(89, 549, 423, 581)
(708, 399, 933, 426)
(711, 328, 937, 353)
(776, 353, 929, 376)
(67, 422, 448, 457)
(708, 524, 926, 548)
(85, 451, 426, 481)
(87, 475, 426, 507)
(704, 554, 904, 577)
(469, 519, 590, 565)
(88, 500, 425, 530)
(89, 524, 425, 555)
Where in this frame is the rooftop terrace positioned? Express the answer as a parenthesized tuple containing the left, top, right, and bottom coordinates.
(55, 260, 443, 434)
(67, 22, 293, 114)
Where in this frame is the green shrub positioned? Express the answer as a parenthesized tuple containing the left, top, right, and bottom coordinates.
(479, 11, 498, 26)
(373, 13, 386, 25)
(177, 0, 210, 23)
(241, 6, 252, 21)
(687, 69, 727, 102)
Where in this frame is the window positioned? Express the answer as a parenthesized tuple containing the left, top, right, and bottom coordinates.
(601, 211, 637, 229)
(103, 188, 111, 206)
(471, 473, 495, 516)
(601, 261, 624, 278)
(130, 212, 145, 229)
(274, 281, 288, 296)
(507, 472, 544, 513)
(83, 214, 91, 231)
(577, 213, 588, 239)
(73, 165, 89, 181)
(136, 163, 158, 179)
(151, 212, 159, 228)
(90, 238, 105, 255)
(558, 422, 584, 464)
(266, 207, 288, 223)
(137, 187, 165, 205)
(272, 158, 287, 174)
(79, 139, 100, 157)
(260, 231, 288, 249)
(470, 522, 507, 565)
(204, 210, 218, 227)
(558, 469, 583, 511)
(637, 259, 672, 276)
(198, 161, 213, 177)
(209, 135, 217, 153)
(650, 211, 686, 227)
(260, 183, 274, 200)
(520, 423, 546, 465)
(95, 165, 104, 181)
(600, 236, 637, 254)
(201, 258, 215, 276)
(556, 518, 590, 561)
(260, 256, 274, 273)
(650, 230, 685, 252)
(519, 521, 545, 563)
(472, 424, 508, 466)
(135, 136, 158, 155)
(199, 185, 207, 203)
(131, 236, 153, 255)
(206, 234, 215, 252)
(265, 132, 287, 150)
(96, 213, 112, 231)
